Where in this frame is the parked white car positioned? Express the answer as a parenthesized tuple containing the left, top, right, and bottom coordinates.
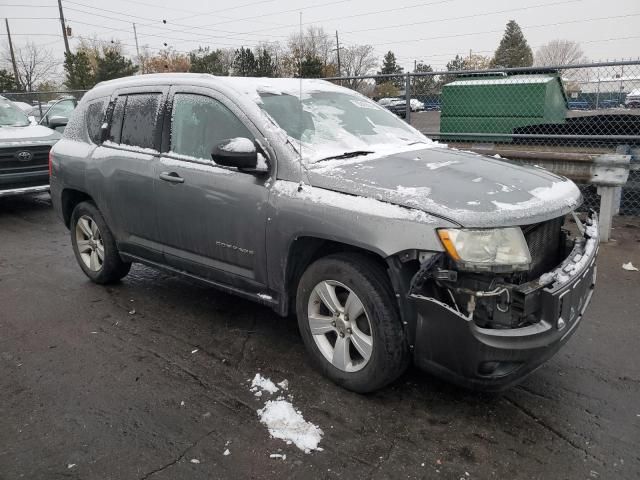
(410, 99, 425, 112)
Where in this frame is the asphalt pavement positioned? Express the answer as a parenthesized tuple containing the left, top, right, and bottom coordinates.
(1, 193, 639, 480)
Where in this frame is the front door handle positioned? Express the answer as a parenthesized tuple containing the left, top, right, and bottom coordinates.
(159, 172, 184, 184)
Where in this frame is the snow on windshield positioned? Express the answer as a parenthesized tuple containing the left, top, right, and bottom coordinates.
(258, 90, 429, 163)
(219, 78, 431, 163)
(0, 99, 30, 127)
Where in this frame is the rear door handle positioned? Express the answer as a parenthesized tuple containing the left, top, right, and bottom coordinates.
(159, 171, 184, 183)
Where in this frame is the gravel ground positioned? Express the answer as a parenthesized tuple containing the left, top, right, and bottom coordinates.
(1, 193, 639, 480)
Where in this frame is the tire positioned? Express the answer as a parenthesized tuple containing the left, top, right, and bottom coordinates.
(296, 253, 410, 393)
(70, 201, 131, 284)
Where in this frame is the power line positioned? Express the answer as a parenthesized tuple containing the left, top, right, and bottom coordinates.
(371, 12, 640, 47)
(343, 0, 582, 35)
(221, 0, 455, 38)
(62, 4, 290, 40)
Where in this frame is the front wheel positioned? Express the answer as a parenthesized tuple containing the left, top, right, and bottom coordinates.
(296, 253, 410, 393)
(70, 201, 131, 284)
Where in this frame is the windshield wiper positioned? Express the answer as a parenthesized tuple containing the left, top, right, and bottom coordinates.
(317, 150, 374, 162)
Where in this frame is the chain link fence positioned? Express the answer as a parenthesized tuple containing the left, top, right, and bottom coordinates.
(326, 60, 640, 216)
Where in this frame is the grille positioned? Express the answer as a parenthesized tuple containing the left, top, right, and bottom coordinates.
(0, 145, 51, 174)
(522, 216, 564, 279)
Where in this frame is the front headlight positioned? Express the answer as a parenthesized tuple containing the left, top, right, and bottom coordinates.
(437, 227, 531, 271)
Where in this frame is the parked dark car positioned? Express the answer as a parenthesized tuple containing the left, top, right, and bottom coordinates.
(0, 96, 61, 198)
(50, 74, 598, 393)
(387, 99, 407, 118)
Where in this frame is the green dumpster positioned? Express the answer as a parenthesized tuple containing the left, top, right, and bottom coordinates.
(440, 73, 568, 142)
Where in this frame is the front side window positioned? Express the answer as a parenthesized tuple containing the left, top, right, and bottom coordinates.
(45, 99, 76, 120)
(120, 93, 162, 150)
(170, 93, 252, 160)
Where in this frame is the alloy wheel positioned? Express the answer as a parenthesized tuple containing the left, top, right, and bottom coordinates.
(307, 280, 373, 372)
(75, 215, 104, 272)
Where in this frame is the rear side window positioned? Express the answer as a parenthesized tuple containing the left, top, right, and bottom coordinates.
(120, 93, 162, 150)
(86, 99, 106, 144)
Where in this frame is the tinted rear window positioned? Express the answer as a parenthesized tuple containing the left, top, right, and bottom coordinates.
(120, 93, 162, 150)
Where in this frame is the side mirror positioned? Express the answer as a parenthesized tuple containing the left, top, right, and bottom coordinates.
(48, 115, 68, 129)
(211, 138, 269, 173)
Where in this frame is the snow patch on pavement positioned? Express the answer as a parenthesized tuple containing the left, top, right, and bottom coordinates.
(251, 373, 279, 394)
(258, 400, 323, 453)
(249, 374, 323, 453)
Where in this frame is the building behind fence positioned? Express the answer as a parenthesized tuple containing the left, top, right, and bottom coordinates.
(2, 60, 639, 218)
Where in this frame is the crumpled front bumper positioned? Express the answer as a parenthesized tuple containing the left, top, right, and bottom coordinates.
(410, 214, 599, 391)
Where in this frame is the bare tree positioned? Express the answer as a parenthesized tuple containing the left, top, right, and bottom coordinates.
(3, 41, 57, 91)
(535, 40, 587, 67)
(340, 44, 377, 92)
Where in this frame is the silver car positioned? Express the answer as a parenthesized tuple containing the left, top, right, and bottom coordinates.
(50, 74, 598, 392)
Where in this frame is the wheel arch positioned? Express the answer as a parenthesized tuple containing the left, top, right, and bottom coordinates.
(61, 188, 93, 228)
(281, 235, 391, 317)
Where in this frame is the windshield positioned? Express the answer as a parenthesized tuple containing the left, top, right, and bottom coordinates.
(257, 90, 429, 163)
(0, 99, 30, 127)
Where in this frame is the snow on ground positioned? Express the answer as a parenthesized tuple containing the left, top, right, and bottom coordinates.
(250, 373, 279, 394)
(257, 400, 323, 453)
(249, 374, 323, 453)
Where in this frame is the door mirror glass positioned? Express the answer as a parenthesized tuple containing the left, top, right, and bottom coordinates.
(211, 137, 268, 172)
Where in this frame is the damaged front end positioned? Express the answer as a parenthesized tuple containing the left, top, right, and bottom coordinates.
(404, 211, 599, 390)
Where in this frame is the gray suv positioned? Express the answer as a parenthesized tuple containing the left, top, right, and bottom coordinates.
(50, 74, 598, 393)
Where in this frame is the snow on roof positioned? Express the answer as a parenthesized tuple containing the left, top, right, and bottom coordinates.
(448, 75, 558, 86)
(215, 76, 346, 102)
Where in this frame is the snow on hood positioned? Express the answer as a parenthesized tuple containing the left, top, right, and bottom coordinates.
(0, 124, 61, 145)
(306, 147, 582, 227)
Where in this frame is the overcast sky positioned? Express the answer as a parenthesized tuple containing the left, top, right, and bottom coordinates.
(2, 0, 639, 73)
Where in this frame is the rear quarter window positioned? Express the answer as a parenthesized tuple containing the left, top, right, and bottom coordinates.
(86, 98, 107, 144)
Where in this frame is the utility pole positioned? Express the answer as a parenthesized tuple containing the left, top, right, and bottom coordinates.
(133, 23, 141, 74)
(334, 30, 341, 77)
(414, 59, 417, 72)
(4, 19, 21, 90)
(57, 0, 71, 55)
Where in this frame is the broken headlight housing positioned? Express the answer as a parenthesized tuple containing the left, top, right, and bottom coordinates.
(437, 227, 531, 272)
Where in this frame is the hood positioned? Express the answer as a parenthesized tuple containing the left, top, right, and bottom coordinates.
(306, 146, 582, 227)
(0, 124, 61, 147)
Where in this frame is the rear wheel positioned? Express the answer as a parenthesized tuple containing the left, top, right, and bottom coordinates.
(296, 253, 410, 393)
(70, 202, 131, 284)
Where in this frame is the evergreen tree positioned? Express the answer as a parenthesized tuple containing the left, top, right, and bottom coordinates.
(255, 48, 277, 77)
(189, 47, 229, 75)
(0, 69, 19, 91)
(63, 50, 95, 89)
(95, 47, 137, 82)
(299, 53, 323, 78)
(233, 47, 257, 76)
(492, 20, 533, 67)
(446, 54, 466, 72)
(412, 62, 436, 94)
(377, 50, 404, 86)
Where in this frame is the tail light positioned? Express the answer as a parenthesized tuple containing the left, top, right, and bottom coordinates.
(48, 149, 53, 176)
